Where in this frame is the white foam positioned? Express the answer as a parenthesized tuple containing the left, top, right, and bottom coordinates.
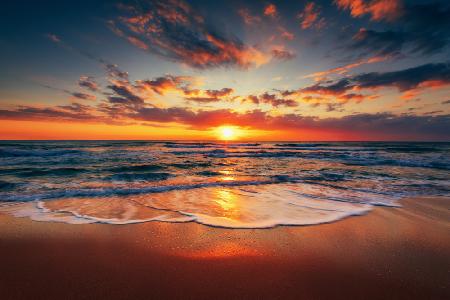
(0, 182, 389, 228)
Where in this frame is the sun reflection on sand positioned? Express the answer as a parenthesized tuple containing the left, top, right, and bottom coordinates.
(174, 242, 263, 259)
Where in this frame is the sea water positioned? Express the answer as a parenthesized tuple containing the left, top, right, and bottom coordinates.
(0, 141, 449, 228)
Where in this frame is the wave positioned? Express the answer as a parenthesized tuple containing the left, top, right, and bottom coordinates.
(171, 161, 212, 169)
(0, 148, 86, 157)
(196, 170, 222, 176)
(0, 183, 380, 228)
(0, 180, 17, 190)
(106, 172, 173, 182)
(106, 164, 165, 172)
(13, 167, 86, 177)
(0, 176, 299, 202)
(275, 143, 329, 148)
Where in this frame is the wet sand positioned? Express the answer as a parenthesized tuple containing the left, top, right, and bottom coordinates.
(0, 197, 449, 299)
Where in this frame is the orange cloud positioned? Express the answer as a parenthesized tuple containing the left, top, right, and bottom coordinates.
(111, 0, 271, 69)
(298, 2, 326, 30)
(278, 26, 295, 40)
(304, 55, 391, 81)
(335, 0, 403, 21)
(401, 80, 450, 100)
(264, 4, 277, 18)
(126, 36, 149, 50)
(135, 75, 195, 96)
(238, 8, 261, 25)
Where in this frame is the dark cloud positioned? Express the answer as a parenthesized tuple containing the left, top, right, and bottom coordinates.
(423, 110, 444, 115)
(105, 64, 128, 80)
(109, 0, 270, 69)
(136, 76, 193, 95)
(0, 103, 98, 122)
(351, 28, 406, 57)
(1, 103, 449, 140)
(299, 62, 450, 98)
(352, 62, 450, 91)
(271, 48, 296, 60)
(244, 93, 298, 107)
(204, 88, 234, 98)
(107, 83, 144, 107)
(40, 84, 95, 101)
(301, 78, 352, 96)
(184, 88, 234, 103)
(78, 76, 99, 92)
(349, 3, 450, 57)
(71, 92, 96, 101)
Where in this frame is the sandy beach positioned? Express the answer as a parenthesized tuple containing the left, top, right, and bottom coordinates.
(0, 197, 449, 299)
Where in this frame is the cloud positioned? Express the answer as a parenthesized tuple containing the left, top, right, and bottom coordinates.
(105, 64, 129, 80)
(263, 4, 277, 18)
(349, 3, 450, 57)
(271, 47, 296, 60)
(278, 26, 295, 40)
(71, 92, 96, 101)
(299, 62, 450, 99)
(0, 103, 102, 123)
(351, 28, 405, 57)
(45, 33, 61, 43)
(1, 104, 449, 140)
(335, 0, 403, 22)
(304, 55, 391, 81)
(78, 76, 99, 92)
(106, 82, 145, 108)
(204, 88, 234, 98)
(244, 93, 298, 108)
(136, 75, 194, 95)
(184, 88, 234, 103)
(110, 0, 270, 69)
(298, 2, 326, 30)
(40, 84, 96, 101)
(442, 100, 450, 105)
(238, 8, 261, 25)
(423, 110, 444, 115)
(351, 62, 450, 92)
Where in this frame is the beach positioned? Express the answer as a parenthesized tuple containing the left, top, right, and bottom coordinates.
(1, 196, 449, 299)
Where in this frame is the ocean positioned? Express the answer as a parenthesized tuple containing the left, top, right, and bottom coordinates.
(0, 141, 449, 228)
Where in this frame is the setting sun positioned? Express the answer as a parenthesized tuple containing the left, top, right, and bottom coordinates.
(217, 126, 237, 140)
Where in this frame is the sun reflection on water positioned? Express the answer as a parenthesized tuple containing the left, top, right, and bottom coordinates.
(215, 189, 237, 212)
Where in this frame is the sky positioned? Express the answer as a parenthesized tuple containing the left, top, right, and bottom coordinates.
(0, 0, 449, 141)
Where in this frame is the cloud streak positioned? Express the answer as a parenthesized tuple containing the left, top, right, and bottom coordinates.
(299, 62, 450, 100)
(348, 3, 450, 57)
(1, 104, 448, 140)
(335, 0, 403, 22)
(298, 2, 326, 30)
(110, 0, 272, 69)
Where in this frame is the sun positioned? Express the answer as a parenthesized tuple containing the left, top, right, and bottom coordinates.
(217, 126, 237, 140)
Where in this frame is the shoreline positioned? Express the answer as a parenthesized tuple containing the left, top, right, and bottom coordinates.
(0, 196, 449, 299)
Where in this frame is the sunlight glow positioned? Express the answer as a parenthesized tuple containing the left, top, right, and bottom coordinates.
(217, 126, 237, 140)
